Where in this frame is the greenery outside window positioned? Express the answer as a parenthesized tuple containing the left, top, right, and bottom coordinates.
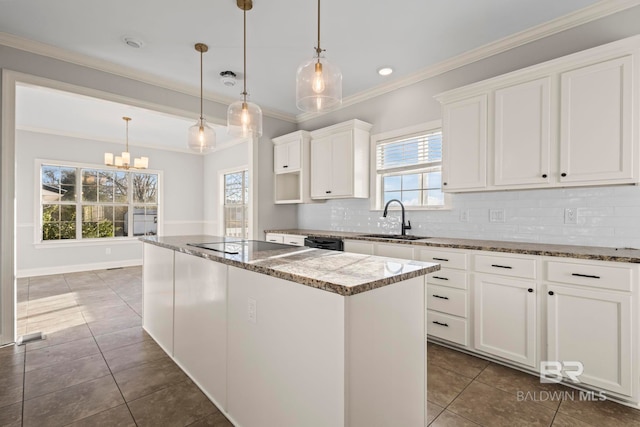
(373, 123, 446, 210)
(40, 162, 159, 241)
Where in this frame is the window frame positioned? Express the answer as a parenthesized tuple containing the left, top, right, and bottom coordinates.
(34, 159, 163, 246)
(218, 165, 250, 239)
(369, 120, 450, 211)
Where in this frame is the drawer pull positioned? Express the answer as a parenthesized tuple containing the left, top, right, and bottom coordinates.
(432, 294, 449, 300)
(288, 242, 298, 244)
(491, 264, 513, 269)
(432, 276, 449, 281)
(283, 165, 288, 168)
(571, 273, 600, 279)
(432, 257, 449, 262)
(548, 291, 554, 296)
(432, 321, 449, 327)
(528, 288, 533, 293)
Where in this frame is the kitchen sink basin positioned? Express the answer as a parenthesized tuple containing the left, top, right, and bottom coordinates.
(359, 233, 429, 241)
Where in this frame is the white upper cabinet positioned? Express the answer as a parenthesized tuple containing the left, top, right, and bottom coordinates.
(494, 77, 552, 187)
(436, 35, 640, 192)
(272, 131, 314, 204)
(310, 119, 372, 199)
(442, 95, 487, 191)
(274, 138, 301, 173)
(560, 56, 636, 184)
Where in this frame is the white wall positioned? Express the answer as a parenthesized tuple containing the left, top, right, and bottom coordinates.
(298, 6, 640, 249)
(15, 130, 205, 276)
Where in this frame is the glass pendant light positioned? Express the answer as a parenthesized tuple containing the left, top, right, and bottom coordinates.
(188, 43, 216, 153)
(227, 0, 263, 138)
(296, 0, 342, 112)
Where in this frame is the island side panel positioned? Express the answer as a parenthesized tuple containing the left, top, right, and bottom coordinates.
(142, 243, 175, 356)
(174, 251, 228, 410)
(347, 276, 426, 427)
(227, 266, 346, 427)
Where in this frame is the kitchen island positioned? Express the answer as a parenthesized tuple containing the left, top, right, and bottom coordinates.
(141, 235, 439, 427)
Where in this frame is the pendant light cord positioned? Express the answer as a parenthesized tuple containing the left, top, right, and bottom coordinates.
(242, 8, 247, 102)
(315, 0, 323, 58)
(200, 49, 204, 121)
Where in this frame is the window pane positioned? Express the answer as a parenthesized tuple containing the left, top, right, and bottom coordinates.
(82, 169, 98, 202)
(424, 171, 442, 189)
(42, 204, 59, 222)
(383, 191, 401, 204)
(425, 189, 445, 206)
(43, 223, 60, 240)
(402, 174, 421, 191)
(132, 173, 158, 204)
(132, 206, 157, 236)
(82, 205, 113, 238)
(114, 172, 128, 203)
(59, 222, 76, 239)
(383, 176, 401, 192)
(225, 172, 244, 205)
(401, 190, 421, 206)
(42, 166, 76, 202)
(60, 205, 75, 222)
(98, 171, 114, 203)
(114, 206, 128, 237)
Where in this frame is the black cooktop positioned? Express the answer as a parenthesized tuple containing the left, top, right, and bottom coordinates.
(187, 240, 295, 255)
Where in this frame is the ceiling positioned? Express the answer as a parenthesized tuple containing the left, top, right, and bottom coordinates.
(1, 0, 607, 120)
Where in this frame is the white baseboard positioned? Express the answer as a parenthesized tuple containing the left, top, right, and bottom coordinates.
(17, 259, 143, 278)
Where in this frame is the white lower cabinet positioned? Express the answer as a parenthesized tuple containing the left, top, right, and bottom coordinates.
(473, 273, 538, 368)
(142, 243, 174, 356)
(375, 243, 414, 259)
(546, 284, 632, 397)
(173, 252, 228, 407)
(344, 239, 374, 255)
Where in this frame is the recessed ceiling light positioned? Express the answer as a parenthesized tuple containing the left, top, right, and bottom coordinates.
(123, 37, 144, 49)
(377, 67, 393, 76)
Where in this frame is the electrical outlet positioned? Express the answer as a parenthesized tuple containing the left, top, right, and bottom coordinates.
(460, 209, 469, 222)
(489, 209, 505, 223)
(248, 298, 257, 324)
(564, 208, 578, 224)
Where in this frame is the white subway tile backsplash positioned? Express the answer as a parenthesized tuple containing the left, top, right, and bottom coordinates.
(297, 185, 640, 248)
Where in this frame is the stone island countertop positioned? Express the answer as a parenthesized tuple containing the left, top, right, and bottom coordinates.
(265, 229, 640, 264)
(140, 235, 440, 296)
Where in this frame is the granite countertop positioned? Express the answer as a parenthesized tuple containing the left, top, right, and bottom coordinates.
(141, 235, 439, 296)
(265, 229, 640, 264)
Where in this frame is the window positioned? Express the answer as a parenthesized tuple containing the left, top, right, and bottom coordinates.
(374, 125, 445, 209)
(40, 162, 159, 241)
(223, 170, 249, 238)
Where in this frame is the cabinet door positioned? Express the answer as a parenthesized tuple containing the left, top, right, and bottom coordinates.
(560, 56, 635, 184)
(442, 94, 487, 191)
(174, 252, 228, 407)
(474, 274, 537, 367)
(265, 233, 284, 243)
(328, 130, 354, 197)
(310, 136, 332, 198)
(547, 284, 632, 397)
(344, 240, 374, 255)
(494, 78, 551, 186)
(274, 140, 301, 173)
(143, 244, 174, 356)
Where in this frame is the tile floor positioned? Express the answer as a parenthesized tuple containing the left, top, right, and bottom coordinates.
(0, 267, 639, 426)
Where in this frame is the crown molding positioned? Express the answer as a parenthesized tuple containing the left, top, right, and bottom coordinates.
(0, 32, 297, 124)
(296, 0, 640, 123)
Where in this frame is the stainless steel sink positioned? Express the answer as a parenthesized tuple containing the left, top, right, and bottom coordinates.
(359, 233, 429, 241)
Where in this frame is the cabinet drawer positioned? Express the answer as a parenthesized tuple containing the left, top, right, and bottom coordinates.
(265, 233, 284, 244)
(474, 254, 536, 279)
(427, 268, 468, 290)
(427, 311, 468, 346)
(546, 260, 633, 292)
(418, 249, 468, 270)
(375, 243, 414, 259)
(427, 285, 468, 318)
(283, 235, 307, 247)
